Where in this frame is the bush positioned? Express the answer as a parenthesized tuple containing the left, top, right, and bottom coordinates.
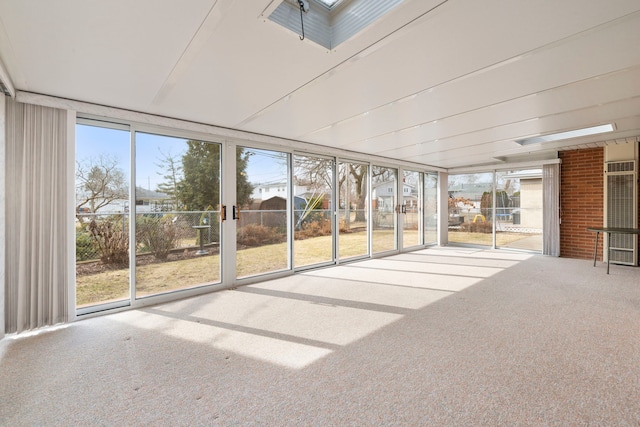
(460, 220, 493, 233)
(136, 215, 179, 260)
(76, 227, 99, 261)
(237, 224, 286, 247)
(295, 218, 332, 239)
(88, 217, 129, 267)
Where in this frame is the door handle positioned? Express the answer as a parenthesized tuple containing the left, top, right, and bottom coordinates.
(220, 205, 227, 221)
(233, 205, 241, 220)
(401, 204, 407, 214)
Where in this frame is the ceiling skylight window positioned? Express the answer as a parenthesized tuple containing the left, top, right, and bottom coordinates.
(267, 0, 404, 50)
(316, 0, 343, 8)
(515, 124, 615, 146)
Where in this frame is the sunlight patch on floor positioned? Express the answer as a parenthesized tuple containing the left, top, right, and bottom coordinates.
(391, 252, 525, 269)
(157, 291, 402, 347)
(113, 310, 332, 369)
(109, 247, 535, 370)
(303, 266, 484, 292)
(353, 258, 505, 278)
(251, 275, 452, 310)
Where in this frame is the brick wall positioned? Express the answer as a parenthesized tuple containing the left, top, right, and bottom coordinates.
(559, 148, 604, 260)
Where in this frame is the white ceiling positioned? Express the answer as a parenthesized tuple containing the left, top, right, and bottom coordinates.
(1, 0, 639, 169)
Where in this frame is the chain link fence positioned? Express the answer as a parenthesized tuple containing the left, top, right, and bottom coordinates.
(76, 210, 220, 262)
(77, 208, 376, 263)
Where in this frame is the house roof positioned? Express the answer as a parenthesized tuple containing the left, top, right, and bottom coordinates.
(135, 187, 170, 200)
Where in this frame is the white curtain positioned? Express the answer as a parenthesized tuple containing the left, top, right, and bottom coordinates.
(543, 163, 561, 256)
(5, 100, 69, 333)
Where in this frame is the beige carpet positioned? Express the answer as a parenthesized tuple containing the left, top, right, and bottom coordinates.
(1, 247, 639, 426)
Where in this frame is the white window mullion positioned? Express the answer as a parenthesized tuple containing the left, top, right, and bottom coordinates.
(222, 141, 237, 285)
(129, 129, 137, 303)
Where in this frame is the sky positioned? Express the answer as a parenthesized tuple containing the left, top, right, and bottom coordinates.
(75, 124, 286, 194)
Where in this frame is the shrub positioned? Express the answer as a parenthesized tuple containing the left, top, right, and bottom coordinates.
(136, 215, 179, 260)
(460, 220, 493, 233)
(88, 217, 129, 267)
(295, 218, 332, 239)
(237, 223, 286, 247)
(76, 227, 99, 261)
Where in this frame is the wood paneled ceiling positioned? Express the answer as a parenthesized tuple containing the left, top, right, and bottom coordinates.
(1, 0, 639, 169)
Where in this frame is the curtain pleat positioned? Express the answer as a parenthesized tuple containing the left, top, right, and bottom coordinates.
(543, 163, 560, 256)
(6, 100, 69, 333)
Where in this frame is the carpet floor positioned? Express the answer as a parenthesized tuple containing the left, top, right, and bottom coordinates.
(1, 247, 639, 426)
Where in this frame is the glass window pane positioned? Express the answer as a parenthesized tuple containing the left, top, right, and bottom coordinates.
(316, 0, 342, 7)
(135, 133, 221, 298)
(424, 173, 438, 245)
(75, 123, 130, 309)
(372, 165, 397, 253)
(402, 170, 421, 248)
(338, 162, 368, 259)
(237, 148, 289, 278)
(294, 154, 334, 268)
(448, 172, 494, 246)
(495, 169, 543, 251)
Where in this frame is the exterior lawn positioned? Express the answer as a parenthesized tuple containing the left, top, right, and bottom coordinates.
(76, 229, 538, 307)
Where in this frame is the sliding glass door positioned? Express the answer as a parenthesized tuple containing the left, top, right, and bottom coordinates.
(401, 170, 422, 249)
(236, 147, 290, 278)
(447, 170, 542, 251)
(134, 133, 222, 298)
(424, 173, 438, 245)
(372, 165, 397, 254)
(293, 154, 335, 269)
(76, 117, 443, 315)
(495, 169, 543, 251)
(448, 172, 494, 246)
(338, 161, 369, 260)
(75, 122, 131, 310)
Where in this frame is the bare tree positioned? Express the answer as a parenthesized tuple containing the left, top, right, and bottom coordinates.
(293, 155, 333, 191)
(293, 155, 333, 227)
(296, 160, 392, 224)
(346, 164, 368, 222)
(76, 155, 128, 214)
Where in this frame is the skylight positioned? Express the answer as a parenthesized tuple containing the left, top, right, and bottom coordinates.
(515, 124, 615, 146)
(268, 0, 404, 50)
(315, 0, 343, 8)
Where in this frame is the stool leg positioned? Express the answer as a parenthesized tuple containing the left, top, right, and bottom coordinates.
(593, 231, 599, 267)
(607, 233, 610, 274)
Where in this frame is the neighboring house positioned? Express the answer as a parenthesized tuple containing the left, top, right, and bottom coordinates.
(251, 181, 316, 201)
(251, 181, 288, 202)
(448, 172, 543, 230)
(76, 186, 171, 214)
(252, 181, 331, 209)
(502, 170, 543, 229)
(371, 181, 418, 211)
(76, 195, 128, 215)
(448, 182, 493, 206)
(134, 187, 171, 213)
